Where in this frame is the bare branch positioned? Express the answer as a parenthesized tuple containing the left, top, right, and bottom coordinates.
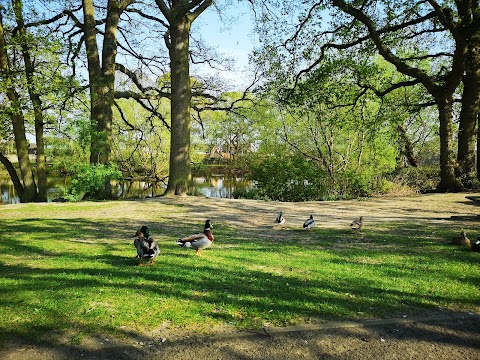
(126, 7, 168, 28)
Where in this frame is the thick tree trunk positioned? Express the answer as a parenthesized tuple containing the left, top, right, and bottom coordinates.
(0, 10, 37, 202)
(82, 0, 129, 199)
(11, 110, 38, 202)
(477, 113, 480, 181)
(436, 94, 461, 192)
(13, 0, 47, 201)
(164, 15, 193, 196)
(156, 0, 212, 196)
(97, 0, 122, 166)
(34, 110, 47, 201)
(458, 29, 480, 185)
(83, 0, 108, 166)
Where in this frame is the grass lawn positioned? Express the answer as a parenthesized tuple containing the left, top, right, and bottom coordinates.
(0, 194, 479, 346)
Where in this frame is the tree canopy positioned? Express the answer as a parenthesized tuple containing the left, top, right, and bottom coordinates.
(0, 0, 479, 203)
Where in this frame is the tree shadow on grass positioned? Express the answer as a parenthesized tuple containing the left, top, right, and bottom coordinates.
(0, 215, 478, 355)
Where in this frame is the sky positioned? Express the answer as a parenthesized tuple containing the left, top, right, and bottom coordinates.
(192, 2, 258, 88)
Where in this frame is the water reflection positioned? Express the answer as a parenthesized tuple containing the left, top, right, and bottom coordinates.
(0, 177, 66, 205)
(0, 175, 252, 204)
(193, 175, 252, 198)
(2, 186, 19, 204)
(113, 180, 165, 199)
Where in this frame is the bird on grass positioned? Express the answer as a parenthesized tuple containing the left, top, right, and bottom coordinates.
(133, 227, 159, 266)
(303, 215, 315, 230)
(450, 231, 471, 247)
(176, 220, 214, 256)
(275, 211, 285, 225)
(350, 216, 363, 232)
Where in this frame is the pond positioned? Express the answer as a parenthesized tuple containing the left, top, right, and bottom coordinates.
(0, 174, 253, 205)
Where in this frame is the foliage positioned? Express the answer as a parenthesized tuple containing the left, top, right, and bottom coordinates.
(249, 0, 475, 192)
(64, 163, 122, 201)
(245, 152, 328, 201)
(232, 56, 420, 200)
(46, 113, 91, 175)
(111, 98, 170, 181)
(0, 0, 466, 201)
(242, 152, 379, 201)
(388, 166, 440, 193)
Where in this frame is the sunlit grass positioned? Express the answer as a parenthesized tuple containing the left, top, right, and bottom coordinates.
(0, 199, 479, 346)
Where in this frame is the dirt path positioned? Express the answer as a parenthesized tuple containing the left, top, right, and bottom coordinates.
(2, 312, 479, 359)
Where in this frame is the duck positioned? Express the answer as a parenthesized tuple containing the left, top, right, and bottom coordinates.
(350, 216, 363, 232)
(176, 220, 214, 255)
(275, 211, 285, 225)
(132, 225, 150, 257)
(133, 228, 160, 266)
(471, 238, 480, 252)
(450, 231, 471, 247)
(303, 215, 315, 229)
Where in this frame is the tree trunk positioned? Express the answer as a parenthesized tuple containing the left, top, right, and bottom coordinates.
(97, 0, 122, 166)
(13, 0, 47, 201)
(0, 153, 24, 199)
(458, 30, 480, 186)
(11, 111, 38, 202)
(436, 94, 461, 192)
(396, 125, 419, 167)
(0, 9, 37, 202)
(164, 15, 193, 196)
(83, 0, 107, 166)
(34, 108, 47, 201)
(82, 0, 130, 199)
(477, 113, 480, 181)
(155, 0, 212, 196)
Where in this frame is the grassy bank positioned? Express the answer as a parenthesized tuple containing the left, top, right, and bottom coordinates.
(0, 195, 479, 346)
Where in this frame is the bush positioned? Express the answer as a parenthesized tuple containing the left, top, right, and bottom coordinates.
(64, 163, 122, 201)
(389, 166, 440, 192)
(240, 154, 377, 201)
(332, 171, 372, 199)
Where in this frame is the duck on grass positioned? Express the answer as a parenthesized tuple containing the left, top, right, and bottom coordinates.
(176, 219, 214, 256)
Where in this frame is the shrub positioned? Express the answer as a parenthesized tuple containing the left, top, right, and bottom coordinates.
(64, 163, 122, 201)
(240, 154, 378, 201)
(389, 166, 439, 192)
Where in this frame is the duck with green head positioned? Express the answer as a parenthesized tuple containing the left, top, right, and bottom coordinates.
(133, 226, 159, 266)
(177, 220, 214, 256)
(276, 211, 285, 225)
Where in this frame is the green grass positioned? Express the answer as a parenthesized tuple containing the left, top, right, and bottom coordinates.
(0, 199, 479, 346)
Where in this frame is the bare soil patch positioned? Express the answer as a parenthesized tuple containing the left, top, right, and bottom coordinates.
(1, 312, 478, 359)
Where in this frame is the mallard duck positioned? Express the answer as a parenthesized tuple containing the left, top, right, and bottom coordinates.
(303, 215, 315, 229)
(472, 238, 480, 252)
(275, 211, 285, 225)
(350, 216, 363, 232)
(133, 228, 160, 266)
(450, 231, 471, 247)
(132, 225, 150, 257)
(176, 220, 214, 255)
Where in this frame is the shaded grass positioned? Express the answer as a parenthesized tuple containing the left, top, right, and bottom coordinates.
(0, 199, 479, 347)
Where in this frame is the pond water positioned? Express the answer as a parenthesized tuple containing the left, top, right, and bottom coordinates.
(0, 174, 253, 205)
